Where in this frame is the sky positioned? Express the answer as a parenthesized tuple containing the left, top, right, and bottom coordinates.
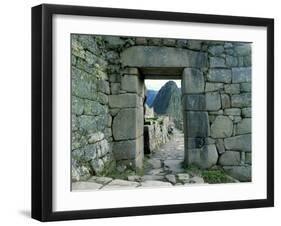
(145, 79, 181, 91)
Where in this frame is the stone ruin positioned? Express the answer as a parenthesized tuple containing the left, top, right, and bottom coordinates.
(71, 35, 252, 182)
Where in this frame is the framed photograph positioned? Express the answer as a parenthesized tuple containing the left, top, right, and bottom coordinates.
(32, 4, 274, 221)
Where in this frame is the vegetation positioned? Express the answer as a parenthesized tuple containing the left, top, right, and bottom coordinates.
(183, 164, 234, 184)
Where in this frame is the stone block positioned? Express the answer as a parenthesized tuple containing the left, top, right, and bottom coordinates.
(225, 55, 238, 67)
(208, 45, 224, 56)
(205, 92, 221, 111)
(207, 69, 232, 83)
(224, 84, 240, 94)
(231, 93, 251, 107)
(210, 115, 233, 138)
(135, 37, 147, 45)
(183, 94, 206, 110)
(234, 44, 251, 56)
(224, 134, 251, 152)
(109, 94, 138, 108)
(188, 40, 202, 50)
(112, 108, 143, 140)
(205, 82, 224, 92)
(240, 82, 251, 92)
(121, 74, 140, 93)
(209, 57, 226, 68)
(242, 107, 251, 118)
(111, 83, 120, 95)
(224, 108, 241, 116)
(219, 151, 240, 166)
(216, 139, 225, 154)
(223, 166, 251, 182)
(186, 137, 205, 149)
(245, 153, 252, 164)
(182, 68, 205, 94)
(97, 79, 110, 94)
(113, 137, 143, 160)
(232, 67, 251, 83)
(120, 46, 208, 68)
(221, 94, 230, 109)
(236, 118, 251, 135)
(185, 111, 210, 137)
(187, 144, 218, 169)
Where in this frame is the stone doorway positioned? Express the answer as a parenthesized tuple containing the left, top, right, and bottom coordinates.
(119, 45, 211, 171)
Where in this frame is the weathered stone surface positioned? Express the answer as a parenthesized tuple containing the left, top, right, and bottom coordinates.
(164, 160, 185, 173)
(211, 116, 233, 138)
(71, 159, 91, 182)
(121, 46, 207, 67)
(182, 68, 205, 94)
(135, 37, 147, 45)
(242, 107, 251, 118)
(216, 139, 225, 154)
(188, 40, 202, 50)
(223, 166, 251, 182)
(72, 67, 97, 100)
(185, 176, 205, 184)
(231, 93, 251, 107)
(185, 111, 210, 137)
(234, 44, 251, 56)
(141, 175, 165, 181)
(207, 69, 232, 83)
(205, 92, 221, 111)
(72, 96, 85, 115)
(205, 82, 224, 92)
(224, 108, 241, 116)
(103, 179, 139, 189)
(186, 137, 205, 149)
(113, 136, 143, 161)
(165, 174, 177, 184)
(127, 175, 142, 182)
(72, 182, 103, 190)
(208, 45, 224, 56)
(245, 153, 252, 164)
(221, 94, 230, 109)
(177, 173, 190, 182)
(146, 159, 162, 169)
(88, 132, 105, 144)
(163, 39, 176, 46)
(104, 36, 125, 48)
(232, 67, 251, 83)
(183, 94, 205, 110)
(187, 144, 218, 169)
(109, 94, 138, 108)
(240, 82, 251, 92)
(219, 151, 240, 166)
(78, 115, 107, 132)
(225, 55, 238, 67)
(224, 84, 240, 94)
(140, 180, 172, 187)
(115, 108, 142, 140)
(83, 99, 108, 115)
(97, 79, 110, 94)
(209, 57, 226, 68)
(88, 176, 113, 185)
(121, 74, 139, 93)
(236, 118, 251, 135)
(224, 134, 251, 152)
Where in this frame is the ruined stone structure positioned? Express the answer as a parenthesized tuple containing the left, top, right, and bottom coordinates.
(71, 34, 252, 182)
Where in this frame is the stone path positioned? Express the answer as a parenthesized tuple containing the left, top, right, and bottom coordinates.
(72, 129, 205, 191)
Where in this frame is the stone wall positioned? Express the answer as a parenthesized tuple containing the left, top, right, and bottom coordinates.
(144, 116, 172, 154)
(181, 41, 252, 181)
(71, 34, 252, 182)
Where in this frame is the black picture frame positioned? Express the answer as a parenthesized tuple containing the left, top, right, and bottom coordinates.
(31, 3, 274, 222)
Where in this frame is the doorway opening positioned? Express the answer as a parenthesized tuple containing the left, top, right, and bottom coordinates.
(143, 77, 185, 182)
